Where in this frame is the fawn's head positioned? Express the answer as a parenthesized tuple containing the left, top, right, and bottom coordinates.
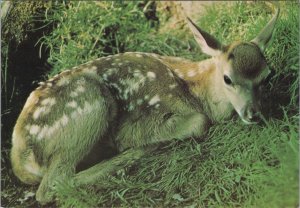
(187, 7, 279, 124)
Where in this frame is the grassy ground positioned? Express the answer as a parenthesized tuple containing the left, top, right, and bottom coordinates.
(1, 1, 299, 207)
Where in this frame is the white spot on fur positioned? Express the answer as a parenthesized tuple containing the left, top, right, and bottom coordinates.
(84, 102, 93, 113)
(168, 71, 174, 78)
(37, 114, 69, 139)
(71, 111, 78, 119)
(127, 103, 135, 111)
(60, 114, 69, 126)
(148, 95, 160, 106)
(57, 77, 70, 87)
(29, 125, 40, 135)
(70, 91, 78, 98)
(169, 84, 177, 89)
(133, 69, 141, 74)
(118, 63, 123, 66)
(77, 86, 85, 92)
(70, 101, 96, 119)
(25, 164, 42, 177)
(41, 98, 56, 106)
(107, 68, 118, 75)
(37, 125, 49, 140)
(109, 83, 122, 94)
(147, 71, 156, 79)
(122, 93, 129, 100)
(66, 101, 77, 108)
(102, 74, 108, 81)
(46, 122, 60, 138)
(137, 99, 143, 105)
(76, 78, 85, 85)
(32, 98, 54, 120)
(33, 107, 46, 120)
(77, 107, 83, 115)
(84, 66, 98, 74)
(119, 73, 146, 100)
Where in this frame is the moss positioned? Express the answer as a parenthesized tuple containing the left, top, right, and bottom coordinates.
(2, 1, 51, 44)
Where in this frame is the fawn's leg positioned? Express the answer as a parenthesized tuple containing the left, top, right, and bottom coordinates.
(74, 146, 156, 185)
(116, 111, 210, 151)
(74, 111, 208, 185)
(35, 78, 117, 204)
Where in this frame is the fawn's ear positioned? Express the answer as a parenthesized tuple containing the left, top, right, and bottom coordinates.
(186, 17, 223, 57)
(251, 8, 280, 51)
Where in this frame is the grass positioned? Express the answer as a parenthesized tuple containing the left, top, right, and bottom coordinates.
(2, 1, 299, 207)
(39, 1, 203, 77)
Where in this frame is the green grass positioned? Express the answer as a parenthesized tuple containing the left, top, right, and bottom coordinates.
(4, 1, 299, 207)
(39, 1, 203, 77)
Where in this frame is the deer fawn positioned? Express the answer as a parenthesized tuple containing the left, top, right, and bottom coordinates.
(11, 7, 279, 204)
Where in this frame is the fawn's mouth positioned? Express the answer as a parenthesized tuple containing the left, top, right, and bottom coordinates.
(237, 106, 261, 125)
(240, 117, 258, 125)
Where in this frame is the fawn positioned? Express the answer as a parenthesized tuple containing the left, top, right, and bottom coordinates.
(11, 7, 279, 204)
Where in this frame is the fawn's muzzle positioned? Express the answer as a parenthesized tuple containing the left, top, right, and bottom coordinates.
(239, 103, 261, 124)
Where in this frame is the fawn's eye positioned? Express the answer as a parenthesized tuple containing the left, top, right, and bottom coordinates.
(224, 75, 232, 85)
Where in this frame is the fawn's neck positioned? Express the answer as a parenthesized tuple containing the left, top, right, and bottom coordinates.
(163, 56, 234, 122)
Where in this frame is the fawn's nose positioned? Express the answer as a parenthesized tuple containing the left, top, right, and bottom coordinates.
(247, 105, 260, 121)
(240, 103, 260, 124)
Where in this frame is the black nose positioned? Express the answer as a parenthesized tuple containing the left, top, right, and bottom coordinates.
(246, 106, 260, 122)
